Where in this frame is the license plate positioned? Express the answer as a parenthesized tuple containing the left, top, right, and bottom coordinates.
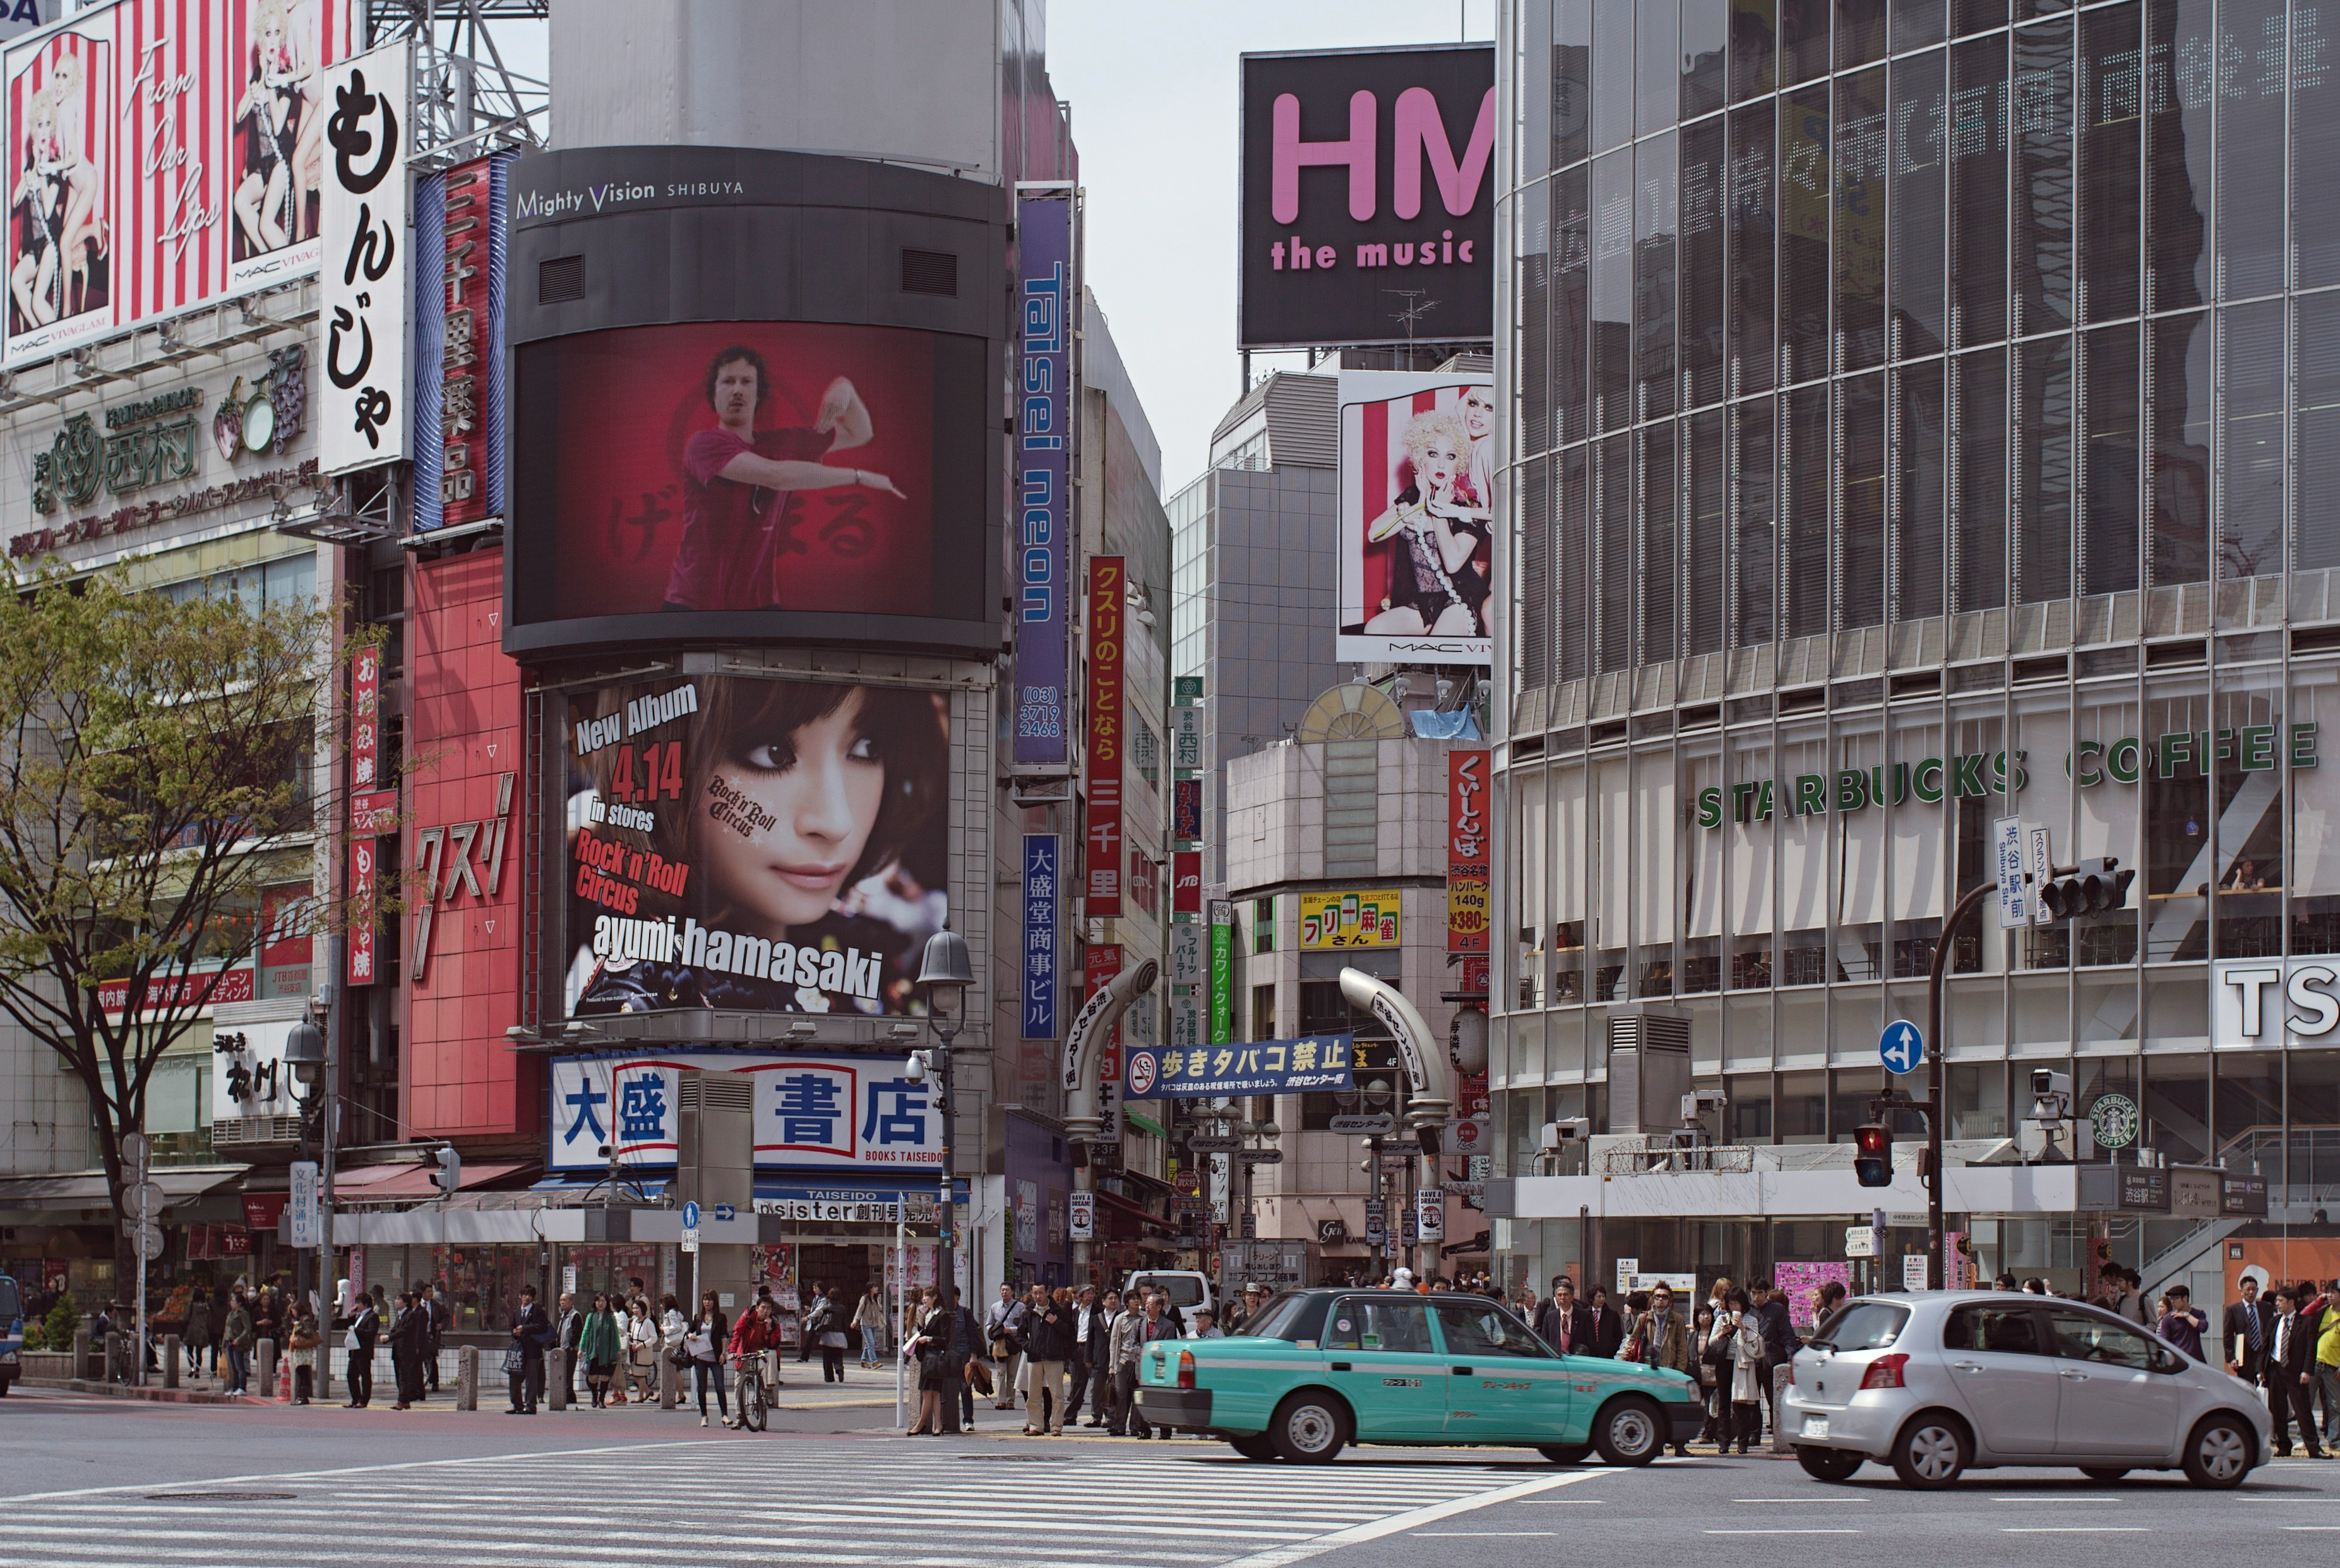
(1802, 1415, 1829, 1439)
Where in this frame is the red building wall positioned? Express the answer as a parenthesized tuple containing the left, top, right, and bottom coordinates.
(404, 549, 534, 1140)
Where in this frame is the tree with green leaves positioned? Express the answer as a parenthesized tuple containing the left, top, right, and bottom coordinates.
(0, 566, 344, 1297)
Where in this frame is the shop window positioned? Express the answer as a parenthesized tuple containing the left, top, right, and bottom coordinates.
(2286, 1050, 2340, 1207)
(1255, 898, 1274, 953)
(1729, 1072, 1774, 1142)
(1777, 1070, 1826, 1143)
(2141, 1054, 2209, 1164)
(1251, 984, 1275, 1043)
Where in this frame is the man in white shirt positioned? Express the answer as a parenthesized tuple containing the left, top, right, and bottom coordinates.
(1063, 1285, 1103, 1427)
(984, 1282, 1022, 1410)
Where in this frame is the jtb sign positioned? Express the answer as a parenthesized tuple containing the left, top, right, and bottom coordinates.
(1241, 45, 1495, 348)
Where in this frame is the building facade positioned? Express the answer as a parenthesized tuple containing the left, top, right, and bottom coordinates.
(1489, 0, 2340, 1305)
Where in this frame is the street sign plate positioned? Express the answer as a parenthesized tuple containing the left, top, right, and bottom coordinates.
(2025, 823, 2053, 927)
(1187, 1136, 1241, 1152)
(681, 1228, 700, 1254)
(1902, 1254, 1930, 1291)
(1878, 1019, 1923, 1075)
(1329, 1114, 1397, 1136)
(289, 1160, 321, 1249)
(1994, 815, 2029, 928)
(1846, 1225, 1877, 1258)
(713, 1204, 736, 1222)
(1069, 1191, 1094, 1240)
(681, 1200, 701, 1229)
(1237, 1149, 1284, 1165)
(135, 1223, 164, 1260)
(128, 1180, 166, 1216)
(121, 1132, 150, 1182)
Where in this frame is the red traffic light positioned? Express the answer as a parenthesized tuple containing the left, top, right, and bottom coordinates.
(1855, 1124, 1890, 1157)
(1854, 1121, 1893, 1188)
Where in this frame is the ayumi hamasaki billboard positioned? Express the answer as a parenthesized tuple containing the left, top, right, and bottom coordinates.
(563, 673, 950, 1020)
(549, 1052, 943, 1172)
(1337, 370, 1494, 665)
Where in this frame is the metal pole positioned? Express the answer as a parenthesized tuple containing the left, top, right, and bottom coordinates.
(893, 1212, 905, 1430)
(318, 952, 340, 1401)
(1925, 881, 1995, 1293)
(134, 1183, 147, 1387)
(934, 1034, 957, 1434)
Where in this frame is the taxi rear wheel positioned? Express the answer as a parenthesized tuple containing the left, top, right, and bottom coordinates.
(1269, 1390, 1351, 1464)
(1593, 1396, 1666, 1466)
(1230, 1434, 1277, 1462)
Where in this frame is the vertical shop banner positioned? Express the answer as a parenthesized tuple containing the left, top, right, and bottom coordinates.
(1173, 704, 1203, 771)
(1084, 555, 1125, 914)
(1085, 942, 1123, 1143)
(1447, 748, 1489, 952)
(412, 151, 509, 532)
(345, 834, 376, 985)
(318, 40, 411, 475)
(1173, 850, 1202, 915)
(1012, 187, 1072, 766)
(1208, 898, 1233, 1045)
(1021, 834, 1059, 1040)
(348, 641, 380, 790)
(1173, 776, 1202, 843)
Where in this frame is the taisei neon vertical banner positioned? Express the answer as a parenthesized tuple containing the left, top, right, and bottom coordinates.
(1012, 186, 1073, 766)
(1085, 555, 1124, 915)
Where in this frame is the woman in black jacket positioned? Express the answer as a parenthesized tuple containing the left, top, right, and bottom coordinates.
(686, 1290, 729, 1428)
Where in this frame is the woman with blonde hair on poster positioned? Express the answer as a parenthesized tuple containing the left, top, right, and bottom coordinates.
(1362, 406, 1484, 638)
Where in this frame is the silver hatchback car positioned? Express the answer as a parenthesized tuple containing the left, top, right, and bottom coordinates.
(1782, 1291, 2272, 1490)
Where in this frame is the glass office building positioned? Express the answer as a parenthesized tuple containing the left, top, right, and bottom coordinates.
(1491, 0, 2340, 1286)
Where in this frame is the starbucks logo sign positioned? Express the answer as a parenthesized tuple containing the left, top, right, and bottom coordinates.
(2089, 1093, 2140, 1151)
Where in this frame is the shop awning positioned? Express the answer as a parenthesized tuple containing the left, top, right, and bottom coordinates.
(332, 1161, 529, 1199)
(1095, 1188, 1174, 1234)
(0, 1165, 245, 1210)
(1124, 1112, 1169, 1139)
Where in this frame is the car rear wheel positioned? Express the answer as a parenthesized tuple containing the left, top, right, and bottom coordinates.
(1537, 1444, 1592, 1464)
(1796, 1445, 1865, 1482)
(2182, 1414, 2253, 1490)
(1593, 1396, 1666, 1466)
(2079, 1467, 2130, 1484)
(1889, 1413, 1969, 1489)
(1268, 1391, 1350, 1465)
(1230, 1434, 1277, 1462)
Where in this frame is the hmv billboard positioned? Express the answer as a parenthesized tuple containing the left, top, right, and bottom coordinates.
(1239, 44, 1494, 350)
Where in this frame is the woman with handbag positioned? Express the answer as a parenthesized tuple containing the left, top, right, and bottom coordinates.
(578, 1292, 621, 1408)
(905, 1287, 953, 1435)
(684, 1291, 728, 1427)
(286, 1308, 321, 1405)
(815, 1287, 851, 1383)
(1722, 1287, 1765, 1455)
(623, 1298, 659, 1402)
(1690, 1302, 1722, 1446)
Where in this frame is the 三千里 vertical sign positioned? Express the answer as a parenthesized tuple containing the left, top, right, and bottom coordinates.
(1085, 555, 1124, 915)
(1022, 834, 1059, 1041)
(1013, 186, 1074, 767)
(319, 40, 412, 476)
(1447, 748, 1489, 952)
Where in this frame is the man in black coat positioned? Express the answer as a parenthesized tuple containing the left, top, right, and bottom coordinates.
(420, 1281, 447, 1392)
(1535, 1276, 1597, 1357)
(1587, 1287, 1627, 1358)
(1063, 1285, 1107, 1428)
(2226, 1275, 2272, 1382)
(337, 1291, 380, 1408)
(1751, 1280, 1801, 1442)
(507, 1284, 552, 1414)
(2269, 1283, 2326, 1457)
(387, 1291, 427, 1408)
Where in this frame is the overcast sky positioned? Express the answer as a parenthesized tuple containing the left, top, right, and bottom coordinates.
(1049, 1, 1492, 496)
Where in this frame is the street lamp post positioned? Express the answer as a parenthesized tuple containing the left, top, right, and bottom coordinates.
(1924, 881, 1996, 1292)
(282, 998, 329, 1398)
(914, 928, 973, 1418)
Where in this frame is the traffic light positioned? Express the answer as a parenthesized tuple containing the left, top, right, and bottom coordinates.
(2037, 856, 2136, 920)
(1854, 1122, 1893, 1187)
(433, 1143, 461, 1197)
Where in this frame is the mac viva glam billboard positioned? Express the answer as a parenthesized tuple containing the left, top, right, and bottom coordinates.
(564, 672, 950, 1021)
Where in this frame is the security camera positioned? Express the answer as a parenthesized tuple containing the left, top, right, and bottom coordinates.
(2029, 1069, 2073, 1122)
(1681, 1090, 1727, 1123)
(905, 1050, 929, 1083)
(1540, 1118, 1591, 1149)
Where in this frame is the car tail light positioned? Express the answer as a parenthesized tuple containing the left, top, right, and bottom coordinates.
(1859, 1353, 1909, 1391)
(1176, 1350, 1197, 1390)
(1786, 1358, 1797, 1388)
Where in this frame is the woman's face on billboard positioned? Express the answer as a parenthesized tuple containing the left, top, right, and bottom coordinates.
(703, 689, 885, 930)
(1460, 387, 1494, 439)
(1415, 432, 1462, 498)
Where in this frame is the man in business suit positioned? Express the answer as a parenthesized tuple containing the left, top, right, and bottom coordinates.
(2268, 1283, 2328, 1458)
(2228, 1275, 2271, 1382)
(1535, 1275, 1597, 1357)
(554, 1290, 585, 1403)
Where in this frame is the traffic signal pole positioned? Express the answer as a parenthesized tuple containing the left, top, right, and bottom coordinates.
(1925, 881, 1997, 1292)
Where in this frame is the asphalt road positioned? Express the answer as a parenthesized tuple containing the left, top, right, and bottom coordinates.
(4, 1375, 2329, 1567)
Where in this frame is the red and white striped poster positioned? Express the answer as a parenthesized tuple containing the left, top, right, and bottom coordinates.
(1335, 370, 1496, 665)
(2, 0, 353, 368)
(3, 24, 110, 359)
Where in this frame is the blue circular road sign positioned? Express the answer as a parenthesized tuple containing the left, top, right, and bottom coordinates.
(681, 1200, 701, 1228)
(1878, 1020, 1924, 1074)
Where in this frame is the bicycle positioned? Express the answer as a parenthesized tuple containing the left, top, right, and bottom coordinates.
(732, 1351, 768, 1432)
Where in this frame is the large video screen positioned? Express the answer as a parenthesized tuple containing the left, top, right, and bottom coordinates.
(563, 672, 950, 1020)
(511, 320, 989, 643)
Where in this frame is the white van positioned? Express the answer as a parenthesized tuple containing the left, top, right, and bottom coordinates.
(1123, 1269, 1213, 1329)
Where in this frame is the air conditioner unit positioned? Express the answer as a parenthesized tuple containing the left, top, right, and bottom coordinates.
(1606, 1007, 1692, 1136)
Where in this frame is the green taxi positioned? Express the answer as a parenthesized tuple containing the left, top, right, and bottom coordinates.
(1135, 1288, 1704, 1464)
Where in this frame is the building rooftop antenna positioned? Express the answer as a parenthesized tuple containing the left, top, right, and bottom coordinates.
(1385, 290, 1438, 371)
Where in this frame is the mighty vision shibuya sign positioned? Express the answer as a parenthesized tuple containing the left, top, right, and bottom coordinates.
(1693, 724, 2320, 830)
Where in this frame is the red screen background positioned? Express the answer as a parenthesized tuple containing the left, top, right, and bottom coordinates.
(543, 321, 938, 619)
